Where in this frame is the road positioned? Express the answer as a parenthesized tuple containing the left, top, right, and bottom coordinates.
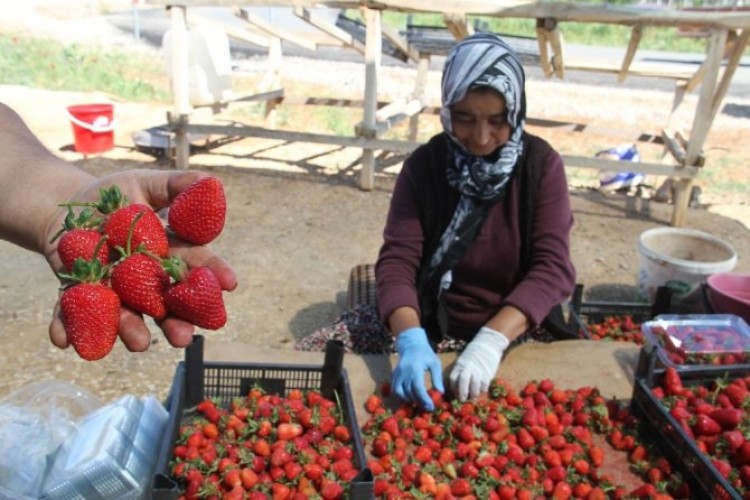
(108, 5, 750, 101)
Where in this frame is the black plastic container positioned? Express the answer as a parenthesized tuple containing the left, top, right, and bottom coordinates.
(152, 335, 373, 499)
(569, 284, 672, 339)
(630, 346, 749, 500)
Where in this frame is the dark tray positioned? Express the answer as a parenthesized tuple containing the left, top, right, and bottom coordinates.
(569, 284, 672, 339)
(151, 335, 373, 499)
(630, 346, 750, 500)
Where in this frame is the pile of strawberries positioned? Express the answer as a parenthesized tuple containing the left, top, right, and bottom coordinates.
(53, 176, 227, 361)
(362, 379, 691, 499)
(580, 315, 645, 345)
(170, 386, 362, 499)
(651, 367, 750, 498)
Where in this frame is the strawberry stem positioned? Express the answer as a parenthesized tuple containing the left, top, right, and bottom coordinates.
(163, 255, 189, 282)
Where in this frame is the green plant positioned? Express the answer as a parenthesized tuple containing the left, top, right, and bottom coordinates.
(0, 32, 169, 102)
(369, 10, 707, 53)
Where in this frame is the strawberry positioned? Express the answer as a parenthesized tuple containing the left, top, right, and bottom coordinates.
(104, 203, 169, 257)
(58, 229, 110, 271)
(110, 252, 169, 319)
(51, 207, 109, 271)
(59, 259, 120, 361)
(168, 176, 226, 245)
(164, 257, 226, 330)
(94, 186, 169, 257)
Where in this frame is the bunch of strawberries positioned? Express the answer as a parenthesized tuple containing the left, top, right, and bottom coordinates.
(52, 176, 227, 361)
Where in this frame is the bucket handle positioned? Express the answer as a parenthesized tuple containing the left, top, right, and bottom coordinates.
(66, 110, 117, 133)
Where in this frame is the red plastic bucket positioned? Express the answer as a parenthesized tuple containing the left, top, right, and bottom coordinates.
(66, 103, 115, 154)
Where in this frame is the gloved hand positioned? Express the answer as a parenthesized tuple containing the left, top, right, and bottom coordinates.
(449, 326, 510, 401)
(392, 327, 445, 411)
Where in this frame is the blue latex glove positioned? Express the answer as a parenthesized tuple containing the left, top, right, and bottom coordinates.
(392, 327, 445, 411)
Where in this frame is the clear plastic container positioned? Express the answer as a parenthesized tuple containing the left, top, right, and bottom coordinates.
(41, 395, 168, 500)
(642, 314, 750, 371)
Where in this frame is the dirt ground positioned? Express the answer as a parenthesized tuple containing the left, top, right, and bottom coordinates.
(1, 5, 749, 405)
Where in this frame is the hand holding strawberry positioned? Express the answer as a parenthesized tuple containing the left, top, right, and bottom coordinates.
(44, 170, 237, 356)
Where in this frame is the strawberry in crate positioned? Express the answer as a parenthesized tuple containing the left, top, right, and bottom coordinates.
(586, 315, 645, 345)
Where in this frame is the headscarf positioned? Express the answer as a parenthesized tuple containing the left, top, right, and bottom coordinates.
(429, 33, 528, 274)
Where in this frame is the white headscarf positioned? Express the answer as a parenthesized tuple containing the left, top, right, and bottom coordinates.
(429, 33, 528, 273)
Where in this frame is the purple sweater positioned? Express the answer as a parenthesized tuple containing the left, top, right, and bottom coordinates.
(376, 133, 576, 340)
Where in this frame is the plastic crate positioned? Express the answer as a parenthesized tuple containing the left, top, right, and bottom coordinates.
(568, 284, 672, 339)
(151, 336, 374, 499)
(630, 346, 749, 500)
(641, 313, 750, 373)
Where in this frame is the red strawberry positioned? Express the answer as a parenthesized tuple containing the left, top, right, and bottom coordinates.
(104, 203, 168, 257)
(168, 176, 226, 245)
(51, 207, 109, 271)
(164, 257, 226, 329)
(110, 252, 169, 319)
(95, 186, 168, 257)
(58, 229, 110, 271)
(59, 259, 120, 361)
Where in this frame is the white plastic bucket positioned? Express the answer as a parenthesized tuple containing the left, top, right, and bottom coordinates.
(637, 227, 737, 309)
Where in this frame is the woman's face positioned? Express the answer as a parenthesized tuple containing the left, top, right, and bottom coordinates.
(450, 88, 511, 157)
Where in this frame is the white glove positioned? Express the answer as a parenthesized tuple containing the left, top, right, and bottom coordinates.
(449, 326, 510, 401)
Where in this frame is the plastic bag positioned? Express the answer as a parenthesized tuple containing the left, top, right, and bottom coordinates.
(0, 381, 102, 499)
(596, 143, 645, 192)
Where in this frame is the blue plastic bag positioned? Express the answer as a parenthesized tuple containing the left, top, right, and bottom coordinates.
(596, 144, 644, 191)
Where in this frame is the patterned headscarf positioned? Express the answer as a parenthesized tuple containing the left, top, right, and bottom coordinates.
(429, 33, 527, 273)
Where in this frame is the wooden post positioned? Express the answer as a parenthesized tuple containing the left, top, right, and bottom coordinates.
(170, 5, 191, 169)
(618, 25, 643, 82)
(264, 37, 283, 128)
(535, 18, 555, 78)
(360, 7, 382, 191)
(408, 54, 430, 141)
(672, 29, 727, 227)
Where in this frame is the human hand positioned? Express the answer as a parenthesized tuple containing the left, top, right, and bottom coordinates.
(43, 169, 238, 353)
(392, 327, 445, 411)
(449, 326, 509, 401)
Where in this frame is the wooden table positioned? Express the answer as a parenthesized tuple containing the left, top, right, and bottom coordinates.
(204, 339, 641, 425)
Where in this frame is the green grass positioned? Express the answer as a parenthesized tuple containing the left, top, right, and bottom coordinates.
(377, 11, 707, 53)
(0, 32, 169, 102)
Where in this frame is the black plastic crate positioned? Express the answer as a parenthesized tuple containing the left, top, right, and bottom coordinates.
(568, 284, 672, 340)
(152, 335, 373, 499)
(630, 346, 750, 500)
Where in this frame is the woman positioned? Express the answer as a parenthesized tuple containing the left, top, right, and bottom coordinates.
(377, 33, 576, 409)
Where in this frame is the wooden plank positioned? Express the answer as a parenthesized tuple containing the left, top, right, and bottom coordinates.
(548, 26, 565, 78)
(443, 11, 474, 40)
(708, 28, 750, 125)
(292, 6, 362, 51)
(360, 7, 381, 191)
(561, 155, 698, 178)
(409, 54, 430, 140)
(234, 7, 318, 51)
(618, 25, 642, 82)
(184, 122, 421, 152)
(355, 98, 423, 135)
(186, 11, 271, 47)
(535, 26, 554, 78)
(661, 128, 687, 166)
(170, 6, 191, 170)
(145, 0, 750, 31)
(381, 22, 419, 62)
(179, 121, 698, 179)
(564, 59, 694, 80)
